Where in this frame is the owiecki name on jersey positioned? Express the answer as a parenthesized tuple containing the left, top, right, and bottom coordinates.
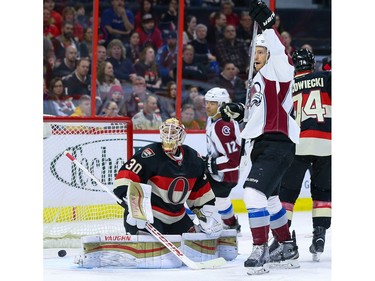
(293, 77, 324, 92)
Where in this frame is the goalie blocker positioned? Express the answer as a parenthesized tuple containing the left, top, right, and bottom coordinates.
(76, 230, 238, 269)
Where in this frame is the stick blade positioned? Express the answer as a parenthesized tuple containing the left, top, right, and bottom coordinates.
(194, 257, 227, 269)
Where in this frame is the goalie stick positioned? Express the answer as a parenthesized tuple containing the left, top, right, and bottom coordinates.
(64, 151, 226, 270)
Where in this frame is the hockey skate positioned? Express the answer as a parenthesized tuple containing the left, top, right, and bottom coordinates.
(269, 230, 300, 269)
(309, 226, 326, 262)
(223, 216, 241, 234)
(244, 243, 270, 275)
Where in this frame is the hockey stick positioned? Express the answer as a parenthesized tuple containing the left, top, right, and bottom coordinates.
(240, 21, 258, 156)
(64, 151, 226, 270)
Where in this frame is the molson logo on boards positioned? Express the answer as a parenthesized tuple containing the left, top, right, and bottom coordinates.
(47, 138, 155, 192)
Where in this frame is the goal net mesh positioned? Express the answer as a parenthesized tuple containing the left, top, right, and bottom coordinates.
(43, 117, 133, 248)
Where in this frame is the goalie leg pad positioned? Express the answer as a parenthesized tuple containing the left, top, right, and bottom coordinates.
(76, 235, 182, 269)
(217, 229, 238, 261)
(182, 232, 219, 262)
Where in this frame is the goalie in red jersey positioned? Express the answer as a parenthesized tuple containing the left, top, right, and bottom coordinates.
(113, 117, 223, 237)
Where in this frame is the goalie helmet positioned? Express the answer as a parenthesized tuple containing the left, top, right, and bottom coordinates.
(292, 48, 315, 72)
(159, 118, 186, 154)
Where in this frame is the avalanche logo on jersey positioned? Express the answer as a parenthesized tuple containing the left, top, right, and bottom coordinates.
(250, 82, 262, 107)
(141, 148, 155, 158)
(222, 125, 231, 136)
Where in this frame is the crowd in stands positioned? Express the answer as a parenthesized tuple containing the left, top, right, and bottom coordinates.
(43, 0, 331, 130)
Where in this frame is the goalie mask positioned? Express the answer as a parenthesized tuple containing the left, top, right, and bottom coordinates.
(205, 87, 230, 118)
(292, 48, 315, 72)
(160, 118, 186, 154)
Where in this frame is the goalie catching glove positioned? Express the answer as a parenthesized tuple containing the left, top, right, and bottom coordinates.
(249, 0, 276, 30)
(193, 205, 223, 238)
(220, 102, 245, 123)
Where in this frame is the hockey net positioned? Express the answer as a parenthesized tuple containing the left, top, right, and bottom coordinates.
(43, 116, 133, 248)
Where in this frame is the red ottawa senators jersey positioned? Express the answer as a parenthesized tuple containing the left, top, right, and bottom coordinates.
(114, 142, 216, 224)
(292, 70, 331, 156)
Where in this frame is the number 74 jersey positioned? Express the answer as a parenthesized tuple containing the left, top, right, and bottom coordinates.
(292, 70, 331, 156)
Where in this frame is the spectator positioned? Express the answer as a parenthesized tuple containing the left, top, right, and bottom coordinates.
(236, 11, 254, 48)
(220, 0, 239, 27)
(136, 13, 163, 51)
(97, 44, 108, 65)
(182, 85, 201, 106)
(52, 45, 77, 79)
(156, 30, 178, 85)
(100, 100, 121, 117)
(181, 103, 201, 129)
(158, 0, 178, 33)
(173, 44, 208, 82)
(192, 94, 207, 129)
(44, 77, 75, 116)
(120, 76, 151, 117)
(106, 39, 136, 84)
(134, 0, 157, 30)
(101, 0, 135, 44)
(43, 8, 60, 39)
(134, 45, 162, 92)
(183, 15, 197, 45)
(210, 62, 247, 104)
(63, 57, 91, 105)
(74, 4, 90, 30)
(70, 94, 92, 116)
(52, 20, 80, 65)
(96, 61, 121, 103)
(44, 36, 56, 88)
(273, 13, 285, 34)
(79, 27, 93, 59)
(190, 24, 218, 79)
(190, 24, 216, 64)
(206, 11, 227, 55)
(43, 0, 62, 31)
(301, 43, 313, 53)
(158, 81, 177, 121)
(132, 95, 163, 130)
(215, 24, 249, 79)
(89, 14, 108, 45)
(108, 84, 125, 108)
(124, 31, 141, 63)
(281, 31, 297, 57)
(61, 6, 84, 42)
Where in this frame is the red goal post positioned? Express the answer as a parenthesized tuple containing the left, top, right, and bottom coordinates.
(43, 116, 133, 248)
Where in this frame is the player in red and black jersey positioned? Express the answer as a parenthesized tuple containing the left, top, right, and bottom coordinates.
(113, 118, 223, 236)
(279, 48, 332, 262)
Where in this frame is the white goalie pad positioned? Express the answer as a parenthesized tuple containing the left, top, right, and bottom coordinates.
(181, 232, 219, 262)
(75, 235, 182, 269)
(127, 182, 154, 223)
(217, 229, 238, 261)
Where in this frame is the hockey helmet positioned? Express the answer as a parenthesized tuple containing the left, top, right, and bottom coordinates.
(255, 34, 267, 49)
(292, 48, 315, 72)
(204, 87, 230, 106)
(160, 118, 186, 153)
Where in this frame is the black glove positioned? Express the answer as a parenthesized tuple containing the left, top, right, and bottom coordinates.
(204, 156, 218, 175)
(249, 0, 276, 30)
(220, 103, 245, 123)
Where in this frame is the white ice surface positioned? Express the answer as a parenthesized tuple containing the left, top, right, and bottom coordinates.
(44, 211, 331, 281)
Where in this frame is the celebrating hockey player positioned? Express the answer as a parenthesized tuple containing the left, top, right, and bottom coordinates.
(113, 118, 223, 237)
(219, 0, 301, 275)
(279, 48, 332, 262)
(203, 87, 242, 232)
